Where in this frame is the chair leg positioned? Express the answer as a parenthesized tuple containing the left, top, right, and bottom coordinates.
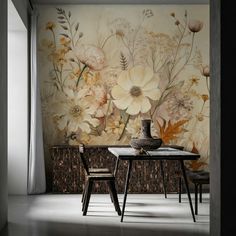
(82, 180, 89, 211)
(108, 180, 121, 216)
(83, 180, 93, 216)
(108, 185, 114, 203)
(108, 181, 117, 212)
(195, 183, 198, 215)
(178, 177, 182, 203)
(199, 184, 202, 203)
(81, 181, 88, 203)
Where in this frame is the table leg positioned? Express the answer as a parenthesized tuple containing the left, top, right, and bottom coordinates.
(195, 183, 198, 215)
(179, 160, 196, 222)
(160, 160, 167, 198)
(114, 158, 119, 177)
(199, 184, 202, 203)
(121, 160, 133, 222)
(179, 177, 182, 203)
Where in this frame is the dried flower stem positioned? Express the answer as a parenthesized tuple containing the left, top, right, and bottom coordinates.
(205, 76, 209, 93)
(118, 114, 130, 141)
(101, 33, 115, 48)
(76, 64, 87, 87)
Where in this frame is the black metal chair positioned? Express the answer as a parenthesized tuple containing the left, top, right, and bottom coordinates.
(179, 170, 210, 215)
(80, 154, 110, 203)
(79, 144, 121, 216)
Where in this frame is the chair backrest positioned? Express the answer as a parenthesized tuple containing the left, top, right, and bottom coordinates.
(79, 144, 90, 176)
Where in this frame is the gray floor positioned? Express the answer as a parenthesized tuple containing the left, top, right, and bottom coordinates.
(1, 193, 209, 236)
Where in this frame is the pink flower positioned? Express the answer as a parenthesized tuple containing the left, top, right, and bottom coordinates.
(76, 44, 106, 71)
(188, 20, 203, 33)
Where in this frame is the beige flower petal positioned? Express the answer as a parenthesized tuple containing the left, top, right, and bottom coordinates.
(64, 88, 74, 99)
(96, 109, 104, 118)
(85, 109, 101, 123)
(68, 120, 79, 132)
(57, 116, 68, 130)
(143, 77, 159, 91)
(78, 122, 91, 133)
(76, 88, 89, 100)
(143, 88, 161, 101)
(126, 98, 142, 115)
(117, 70, 133, 90)
(140, 97, 151, 113)
(111, 85, 128, 99)
(113, 95, 133, 110)
(89, 118, 100, 127)
(129, 65, 153, 87)
(86, 104, 98, 115)
(56, 103, 69, 115)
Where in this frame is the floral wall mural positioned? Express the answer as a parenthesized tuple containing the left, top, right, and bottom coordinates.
(38, 5, 209, 172)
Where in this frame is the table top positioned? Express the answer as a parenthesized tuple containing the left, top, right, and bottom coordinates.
(108, 147, 200, 161)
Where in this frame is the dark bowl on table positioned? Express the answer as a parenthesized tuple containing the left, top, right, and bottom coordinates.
(130, 138, 162, 151)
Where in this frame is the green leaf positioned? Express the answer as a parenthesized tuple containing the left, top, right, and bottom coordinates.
(60, 33, 69, 38)
(75, 22, 79, 31)
(61, 25, 68, 30)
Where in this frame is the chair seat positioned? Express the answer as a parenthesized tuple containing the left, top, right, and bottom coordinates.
(89, 168, 110, 173)
(86, 173, 115, 180)
(178, 170, 209, 215)
(187, 171, 210, 184)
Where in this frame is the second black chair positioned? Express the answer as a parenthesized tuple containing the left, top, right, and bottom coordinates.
(79, 144, 121, 216)
(179, 170, 209, 215)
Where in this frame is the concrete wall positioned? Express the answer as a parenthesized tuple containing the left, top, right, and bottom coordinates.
(210, 0, 220, 235)
(7, 0, 30, 196)
(1, 0, 30, 231)
(0, 0, 8, 231)
(8, 30, 28, 195)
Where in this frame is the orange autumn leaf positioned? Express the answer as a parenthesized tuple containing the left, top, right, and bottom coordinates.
(187, 143, 207, 171)
(191, 142, 199, 154)
(157, 118, 188, 144)
(187, 160, 208, 171)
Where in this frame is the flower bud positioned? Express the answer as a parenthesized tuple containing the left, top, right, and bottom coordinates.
(188, 20, 203, 33)
(175, 20, 180, 26)
(201, 94, 209, 102)
(201, 65, 210, 77)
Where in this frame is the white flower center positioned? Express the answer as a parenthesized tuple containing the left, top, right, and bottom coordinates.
(70, 105, 81, 117)
(130, 86, 142, 97)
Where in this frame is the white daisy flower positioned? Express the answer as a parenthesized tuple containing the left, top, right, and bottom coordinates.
(55, 88, 99, 133)
(111, 65, 161, 115)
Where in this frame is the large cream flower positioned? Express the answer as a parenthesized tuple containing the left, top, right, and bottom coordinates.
(111, 65, 161, 115)
(55, 88, 99, 133)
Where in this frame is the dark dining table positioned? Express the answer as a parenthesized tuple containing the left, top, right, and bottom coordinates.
(108, 146, 200, 222)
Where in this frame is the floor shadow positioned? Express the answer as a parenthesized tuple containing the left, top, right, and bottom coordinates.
(0, 219, 209, 236)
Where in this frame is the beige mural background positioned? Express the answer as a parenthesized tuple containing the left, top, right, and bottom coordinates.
(37, 4, 209, 173)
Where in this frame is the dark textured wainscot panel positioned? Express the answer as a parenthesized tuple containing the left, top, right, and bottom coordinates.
(50, 145, 181, 193)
